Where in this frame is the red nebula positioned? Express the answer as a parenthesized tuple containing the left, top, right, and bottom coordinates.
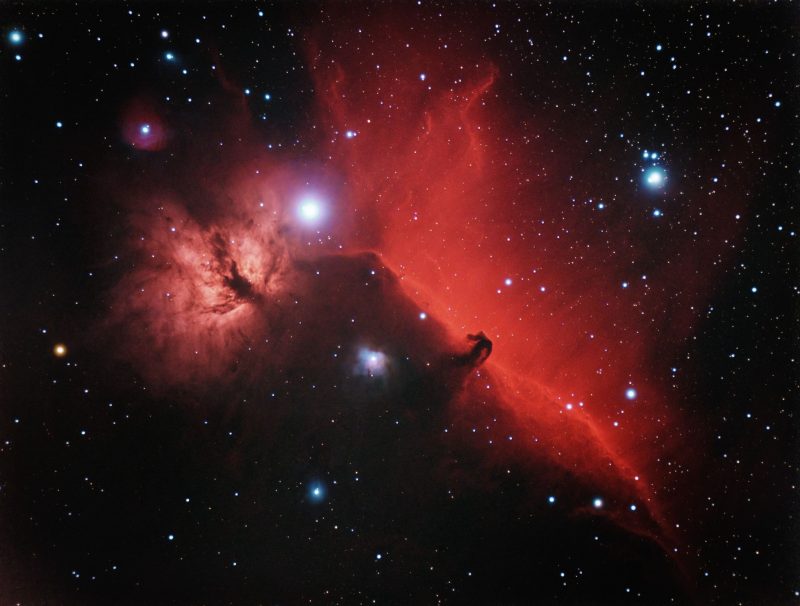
(104, 14, 746, 580)
(306, 17, 744, 548)
(103, 161, 322, 388)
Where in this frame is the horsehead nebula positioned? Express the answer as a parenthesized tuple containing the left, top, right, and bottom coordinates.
(3, 3, 794, 605)
(101, 9, 683, 585)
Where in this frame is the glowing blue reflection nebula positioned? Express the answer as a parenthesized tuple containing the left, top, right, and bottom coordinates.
(356, 348, 389, 378)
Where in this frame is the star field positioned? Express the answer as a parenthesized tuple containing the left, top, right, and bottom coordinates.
(0, 2, 797, 605)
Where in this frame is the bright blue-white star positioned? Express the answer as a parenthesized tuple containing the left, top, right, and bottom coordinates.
(8, 30, 24, 45)
(140, 124, 151, 135)
(593, 497, 604, 509)
(643, 166, 666, 189)
(548, 495, 556, 504)
(308, 482, 326, 502)
(653, 209, 662, 217)
(625, 388, 637, 400)
(297, 197, 324, 225)
(165, 52, 175, 61)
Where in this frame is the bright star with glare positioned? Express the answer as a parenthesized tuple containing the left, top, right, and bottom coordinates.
(9, 30, 23, 45)
(298, 197, 323, 225)
(419, 312, 427, 320)
(644, 166, 666, 189)
(548, 495, 556, 504)
(308, 482, 326, 502)
(165, 52, 175, 61)
(160, 30, 169, 39)
(140, 124, 151, 135)
(344, 130, 357, 139)
(593, 498, 604, 508)
(625, 388, 637, 400)
(53, 343, 68, 358)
